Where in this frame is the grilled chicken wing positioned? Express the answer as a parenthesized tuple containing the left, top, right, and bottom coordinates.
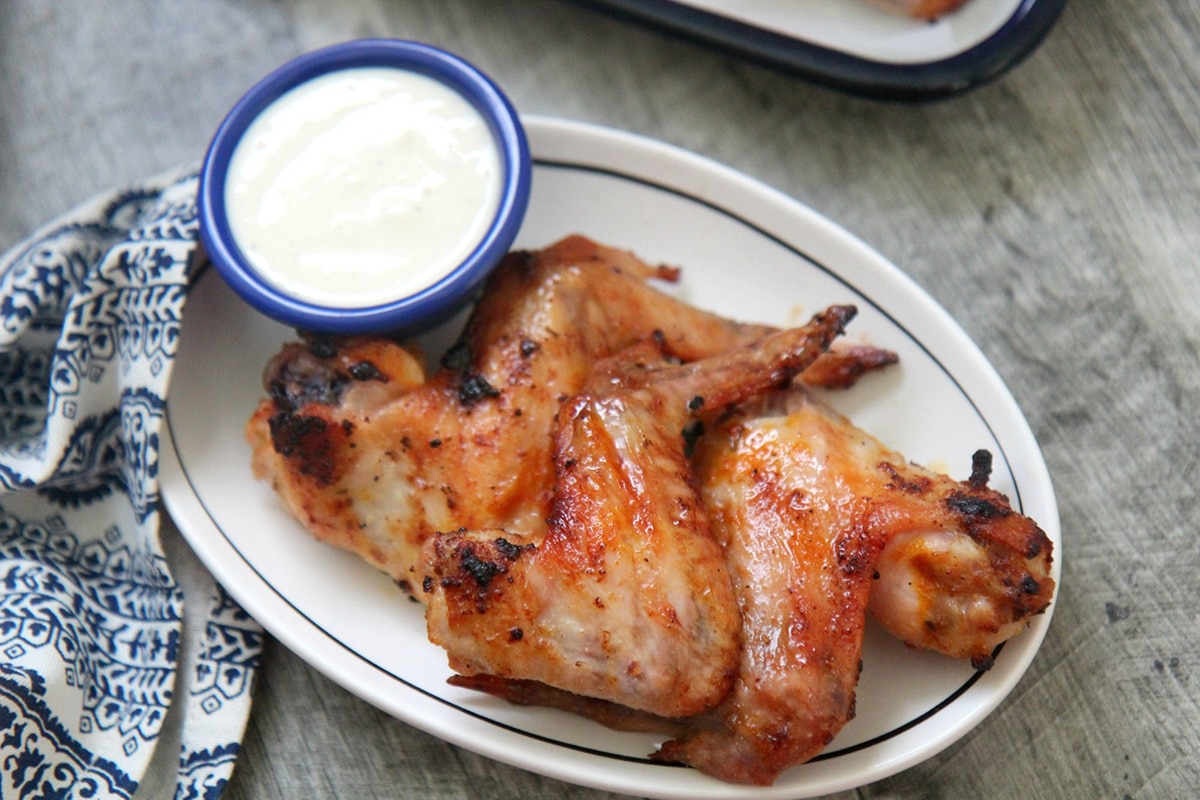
(649, 388, 889, 783)
(706, 389, 1055, 671)
(448, 387, 1053, 784)
(866, 446, 1055, 668)
(246, 236, 892, 591)
(246, 235, 777, 589)
(653, 388, 1054, 783)
(245, 233, 1049, 785)
(421, 308, 856, 718)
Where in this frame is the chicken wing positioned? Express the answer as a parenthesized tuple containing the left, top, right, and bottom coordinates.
(243, 233, 1050, 784)
(866, 445, 1055, 668)
(648, 388, 889, 783)
(246, 236, 893, 591)
(450, 387, 1054, 784)
(421, 307, 856, 718)
(246, 235, 777, 589)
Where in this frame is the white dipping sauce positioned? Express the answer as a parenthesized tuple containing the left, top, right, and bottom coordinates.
(225, 67, 502, 308)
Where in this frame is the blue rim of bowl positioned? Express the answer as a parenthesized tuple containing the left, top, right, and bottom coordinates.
(198, 39, 532, 334)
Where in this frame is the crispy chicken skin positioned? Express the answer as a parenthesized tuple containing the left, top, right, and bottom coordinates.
(448, 388, 1054, 785)
(422, 308, 857, 718)
(244, 234, 1051, 784)
(651, 388, 1054, 783)
(866, 448, 1056, 668)
(246, 235, 778, 589)
(649, 389, 888, 783)
(710, 389, 1056, 672)
(246, 235, 892, 591)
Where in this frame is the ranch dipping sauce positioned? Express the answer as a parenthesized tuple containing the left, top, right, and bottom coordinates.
(225, 66, 503, 309)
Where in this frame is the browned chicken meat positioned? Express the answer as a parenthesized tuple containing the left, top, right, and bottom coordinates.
(246, 235, 778, 590)
(865, 449, 1056, 668)
(422, 308, 857, 718)
(246, 235, 891, 592)
(655, 387, 1054, 782)
(245, 235, 1052, 786)
(449, 387, 1054, 785)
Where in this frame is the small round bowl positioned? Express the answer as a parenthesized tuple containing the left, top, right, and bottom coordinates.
(198, 39, 531, 335)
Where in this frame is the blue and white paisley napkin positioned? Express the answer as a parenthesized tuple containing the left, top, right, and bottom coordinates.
(0, 168, 262, 799)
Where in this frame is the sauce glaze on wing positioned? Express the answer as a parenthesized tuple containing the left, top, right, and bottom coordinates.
(421, 308, 856, 718)
(651, 387, 1054, 784)
(245, 235, 776, 589)
(449, 385, 1054, 786)
(244, 234, 1052, 787)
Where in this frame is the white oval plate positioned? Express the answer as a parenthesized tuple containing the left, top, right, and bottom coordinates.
(161, 116, 1060, 799)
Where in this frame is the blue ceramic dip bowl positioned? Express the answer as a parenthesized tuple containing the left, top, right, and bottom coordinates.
(198, 39, 531, 335)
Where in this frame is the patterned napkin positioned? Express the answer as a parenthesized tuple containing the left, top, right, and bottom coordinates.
(0, 168, 262, 799)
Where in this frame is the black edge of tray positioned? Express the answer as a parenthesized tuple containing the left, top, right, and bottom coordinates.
(565, 0, 1067, 101)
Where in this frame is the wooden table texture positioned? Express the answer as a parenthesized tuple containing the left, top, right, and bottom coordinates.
(2, 1, 1197, 798)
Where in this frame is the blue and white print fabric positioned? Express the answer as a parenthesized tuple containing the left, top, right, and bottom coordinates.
(0, 169, 262, 800)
